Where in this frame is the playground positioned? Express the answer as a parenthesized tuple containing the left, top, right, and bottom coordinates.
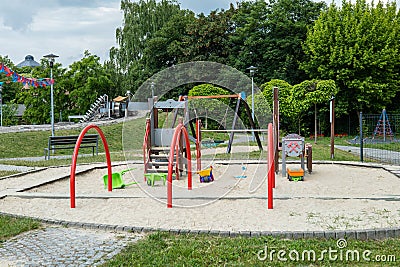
(1, 90, 400, 237)
(1, 159, 400, 234)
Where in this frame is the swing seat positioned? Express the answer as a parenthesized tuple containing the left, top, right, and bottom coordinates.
(202, 139, 224, 148)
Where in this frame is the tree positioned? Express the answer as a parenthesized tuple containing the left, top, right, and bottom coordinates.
(1, 101, 18, 126)
(302, 0, 400, 115)
(16, 60, 66, 124)
(261, 79, 337, 135)
(182, 6, 236, 64)
(109, 0, 182, 93)
(63, 51, 114, 116)
(292, 80, 338, 138)
(229, 0, 326, 85)
(188, 84, 231, 129)
(263, 0, 326, 84)
(246, 92, 272, 129)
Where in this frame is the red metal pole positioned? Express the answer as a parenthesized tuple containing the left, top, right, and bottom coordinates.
(70, 124, 112, 208)
(268, 123, 274, 209)
(167, 123, 193, 208)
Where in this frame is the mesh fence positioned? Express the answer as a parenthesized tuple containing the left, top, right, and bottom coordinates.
(349, 111, 400, 165)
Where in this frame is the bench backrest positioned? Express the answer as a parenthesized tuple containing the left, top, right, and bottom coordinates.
(49, 134, 99, 146)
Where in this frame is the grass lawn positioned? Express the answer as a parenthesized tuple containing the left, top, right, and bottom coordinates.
(0, 117, 146, 159)
(102, 232, 399, 267)
(0, 215, 41, 243)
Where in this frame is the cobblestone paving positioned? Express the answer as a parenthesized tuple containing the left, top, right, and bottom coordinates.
(0, 226, 143, 267)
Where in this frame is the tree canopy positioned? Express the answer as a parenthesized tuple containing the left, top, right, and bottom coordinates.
(302, 0, 400, 115)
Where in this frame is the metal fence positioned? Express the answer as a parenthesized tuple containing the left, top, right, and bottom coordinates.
(350, 111, 400, 165)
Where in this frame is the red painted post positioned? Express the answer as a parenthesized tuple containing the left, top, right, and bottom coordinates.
(167, 123, 192, 208)
(70, 124, 112, 208)
(268, 123, 274, 209)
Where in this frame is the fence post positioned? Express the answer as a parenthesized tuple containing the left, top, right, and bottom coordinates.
(360, 112, 363, 162)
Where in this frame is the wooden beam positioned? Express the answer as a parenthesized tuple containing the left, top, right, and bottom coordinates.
(187, 94, 240, 100)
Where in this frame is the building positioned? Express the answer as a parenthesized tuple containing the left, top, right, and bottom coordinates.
(16, 55, 40, 68)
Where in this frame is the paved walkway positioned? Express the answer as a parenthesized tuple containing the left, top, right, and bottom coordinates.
(0, 162, 145, 266)
(0, 226, 142, 267)
(335, 145, 400, 165)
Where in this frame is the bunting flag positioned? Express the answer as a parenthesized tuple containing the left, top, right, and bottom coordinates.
(0, 62, 54, 88)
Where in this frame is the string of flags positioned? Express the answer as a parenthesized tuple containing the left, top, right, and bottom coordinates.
(0, 62, 54, 88)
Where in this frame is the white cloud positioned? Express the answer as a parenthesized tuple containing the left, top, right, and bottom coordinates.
(0, 0, 122, 67)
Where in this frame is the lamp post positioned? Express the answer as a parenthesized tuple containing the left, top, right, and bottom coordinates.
(125, 90, 133, 117)
(330, 95, 335, 159)
(150, 82, 155, 99)
(247, 66, 257, 140)
(43, 53, 59, 137)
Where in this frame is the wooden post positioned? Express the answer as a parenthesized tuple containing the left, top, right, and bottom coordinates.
(273, 87, 279, 174)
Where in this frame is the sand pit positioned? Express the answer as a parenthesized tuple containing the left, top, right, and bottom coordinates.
(1, 161, 400, 234)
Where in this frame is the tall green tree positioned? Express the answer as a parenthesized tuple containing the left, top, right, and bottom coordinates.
(188, 84, 231, 129)
(229, 0, 326, 84)
(63, 51, 114, 116)
(182, 6, 236, 64)
(302, 0, 400, 115)
(109, 0, 182, 93)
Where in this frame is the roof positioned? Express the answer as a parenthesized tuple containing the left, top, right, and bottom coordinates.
(16, 55, 41, 68)
(113, 96, 128, 102)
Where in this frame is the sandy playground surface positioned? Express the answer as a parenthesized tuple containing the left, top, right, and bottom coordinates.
(1, 161, 400, 233)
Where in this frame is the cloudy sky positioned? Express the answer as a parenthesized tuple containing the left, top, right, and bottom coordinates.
(0, 0, 394, 67)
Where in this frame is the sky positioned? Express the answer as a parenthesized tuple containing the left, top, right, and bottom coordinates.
(0, 0, 395, 68)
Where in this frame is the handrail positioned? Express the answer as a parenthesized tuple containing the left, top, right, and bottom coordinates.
(167, 122, 192, 208)
(70, 124, 112, 208)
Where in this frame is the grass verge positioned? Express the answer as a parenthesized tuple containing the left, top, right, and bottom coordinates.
(0, 215, 41, 243)
(102, 232, 400, 266)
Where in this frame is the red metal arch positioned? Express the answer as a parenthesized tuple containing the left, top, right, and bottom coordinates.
(70, 124, 112, 208)
(167, 123, 192, 208)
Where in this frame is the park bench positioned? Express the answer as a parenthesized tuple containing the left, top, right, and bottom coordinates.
(44, 134, 99, 160)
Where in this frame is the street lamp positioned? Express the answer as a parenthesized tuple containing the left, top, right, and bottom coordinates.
(125, 90, 133, 117)
(330, 95, 335, 159)
(150, 82, 155, 99)
(43, 53, 59, 137)
(247, 65, 257, 140)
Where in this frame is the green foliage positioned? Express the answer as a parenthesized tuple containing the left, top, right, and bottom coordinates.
(261, 79, 337, 134)
(1, 101, 18, 126)
(63, 51, 114, 116)
(109, 0, 182, 93)
(302, 0, 400, 115)
(188, 84, 231, 129)
(0, 116, 146, 159)
(247, 92, 272, 128)
(182, 6, 236, 64)
(229, 0, 326, 85)
(108, 0, 326, 96)
(16, 61, 66, 124)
